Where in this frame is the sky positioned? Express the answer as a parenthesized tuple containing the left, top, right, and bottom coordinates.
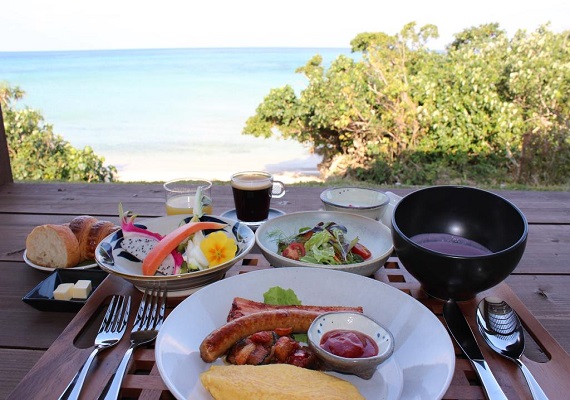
(1, 0, 569, 52)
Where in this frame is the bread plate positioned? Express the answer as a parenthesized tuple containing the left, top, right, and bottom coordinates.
(155, 268, 455, 399)
(23, 250, 98, 272)
(94, 214, 255, 297)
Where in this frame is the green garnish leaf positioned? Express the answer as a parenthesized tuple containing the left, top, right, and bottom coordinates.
(263, 287, 305, 342)
(263, 286, 302, 305)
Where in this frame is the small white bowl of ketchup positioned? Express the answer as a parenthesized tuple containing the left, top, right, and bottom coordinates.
(307, 311, 394, 380)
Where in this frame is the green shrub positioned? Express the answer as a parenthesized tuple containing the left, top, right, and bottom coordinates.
(1, 84, 117, 182)
(244, 22, 570, 187)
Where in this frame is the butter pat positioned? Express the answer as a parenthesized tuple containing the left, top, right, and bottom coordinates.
(53, 283, 74, 300)
(72, 280, 92, 299)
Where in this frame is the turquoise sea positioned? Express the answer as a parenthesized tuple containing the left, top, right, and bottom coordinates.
(0, 48, 352, 182)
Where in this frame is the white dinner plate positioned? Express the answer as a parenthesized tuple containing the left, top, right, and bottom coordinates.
(155, 268, 455, 400)
(23, 249, 98, 272)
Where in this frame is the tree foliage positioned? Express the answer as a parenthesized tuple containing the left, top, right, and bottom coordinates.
(244, 22, 570, 186)
(1, 84, 117, 182)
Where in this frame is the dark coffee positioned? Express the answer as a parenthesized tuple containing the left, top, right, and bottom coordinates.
(231, 174, 272, 222)
(410, 233, 492, 256)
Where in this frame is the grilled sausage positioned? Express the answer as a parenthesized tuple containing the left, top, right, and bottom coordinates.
(200, 310, 320, 362)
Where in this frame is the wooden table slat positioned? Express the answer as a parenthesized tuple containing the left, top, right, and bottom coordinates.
(1, 184, 570, 224)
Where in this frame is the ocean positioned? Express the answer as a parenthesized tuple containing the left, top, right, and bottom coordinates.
(0, 48, 352, 183)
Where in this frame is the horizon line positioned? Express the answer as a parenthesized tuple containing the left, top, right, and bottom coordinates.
(0, 45, 355, 54)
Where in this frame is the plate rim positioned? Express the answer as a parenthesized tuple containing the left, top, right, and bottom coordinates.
(23, 249, 98, 272)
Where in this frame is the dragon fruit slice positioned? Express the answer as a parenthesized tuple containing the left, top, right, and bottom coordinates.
(119, 204, 184, 275)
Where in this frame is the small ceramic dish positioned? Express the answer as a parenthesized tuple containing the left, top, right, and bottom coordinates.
(307, 311, 395, 379)
(22, 269, 108, 312)
(320, 187, 390, 221)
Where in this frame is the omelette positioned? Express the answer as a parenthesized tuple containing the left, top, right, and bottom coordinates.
(200, 364, 365, 400)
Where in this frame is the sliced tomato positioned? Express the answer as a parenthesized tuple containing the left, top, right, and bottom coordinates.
(282, 242, 306, 260)
(350, 243, 372, 260)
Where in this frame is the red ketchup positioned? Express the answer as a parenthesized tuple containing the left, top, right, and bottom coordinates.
(320, 329, 379, 358)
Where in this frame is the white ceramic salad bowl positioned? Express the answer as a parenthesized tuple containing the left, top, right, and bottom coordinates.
(95, 214, 255, 296)
(255, 211, 393, 276)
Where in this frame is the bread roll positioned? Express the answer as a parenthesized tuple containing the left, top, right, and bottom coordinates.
(69, 215, 98, 261)
(26, 224, 81, 268)
(83, 220, 119, 260)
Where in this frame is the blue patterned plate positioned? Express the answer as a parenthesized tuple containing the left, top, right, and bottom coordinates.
(95, 214, 254, 296)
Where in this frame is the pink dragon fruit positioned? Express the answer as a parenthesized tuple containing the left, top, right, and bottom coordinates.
(119, 204, 183, 275)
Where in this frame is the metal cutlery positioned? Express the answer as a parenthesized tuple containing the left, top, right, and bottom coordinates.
(58, 295, 131, 400)
(477, 296, 550, 399)
(99, 285, 167, 400)
(443, 299, 508, 400)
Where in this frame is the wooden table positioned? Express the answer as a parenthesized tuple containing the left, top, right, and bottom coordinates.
(1, 182, 569, 399)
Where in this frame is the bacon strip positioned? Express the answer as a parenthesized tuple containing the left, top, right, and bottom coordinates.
(227, 297, 363, 322)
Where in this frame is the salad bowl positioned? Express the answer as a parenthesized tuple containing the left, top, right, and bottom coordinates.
(255, 211, 393, 276)
(95, 214, 255, 296)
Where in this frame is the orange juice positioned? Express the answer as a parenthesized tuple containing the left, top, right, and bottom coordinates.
(165, 194, 213, 215)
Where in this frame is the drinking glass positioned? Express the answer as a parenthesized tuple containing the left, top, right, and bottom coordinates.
(164, 178, 213, 216)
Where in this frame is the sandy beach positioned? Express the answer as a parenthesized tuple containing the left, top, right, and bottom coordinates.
(105, 136, 324, 184)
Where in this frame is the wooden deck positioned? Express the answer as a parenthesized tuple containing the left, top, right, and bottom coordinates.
(1, 182, 569, 399)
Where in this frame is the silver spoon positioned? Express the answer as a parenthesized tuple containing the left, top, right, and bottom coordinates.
(477, 296, 549, 400)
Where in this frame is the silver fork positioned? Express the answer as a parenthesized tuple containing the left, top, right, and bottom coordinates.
(58, 295, 131, 400)
(99, 284, 167, 400)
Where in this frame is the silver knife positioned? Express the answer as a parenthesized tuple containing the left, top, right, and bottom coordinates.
(443, 299, 508, 400)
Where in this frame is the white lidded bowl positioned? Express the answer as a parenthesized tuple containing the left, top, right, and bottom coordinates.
(320, 187, 390, 221)
(255, 211, 393, 276)
(308, 311, 395, 379)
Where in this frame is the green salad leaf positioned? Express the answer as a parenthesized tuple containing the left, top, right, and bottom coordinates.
(303, 229, 331, 249)
(301, 230, 337, 264)
(274, 221, 368, 266)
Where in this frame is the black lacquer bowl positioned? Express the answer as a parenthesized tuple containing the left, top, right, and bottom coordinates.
(392, 186, 528, 300)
